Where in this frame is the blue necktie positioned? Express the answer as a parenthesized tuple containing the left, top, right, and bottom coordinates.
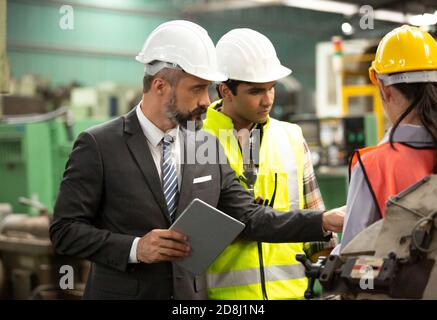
(162, 134, 179, 223)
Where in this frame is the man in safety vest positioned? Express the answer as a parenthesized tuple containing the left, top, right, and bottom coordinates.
(203, 28, 334, 300)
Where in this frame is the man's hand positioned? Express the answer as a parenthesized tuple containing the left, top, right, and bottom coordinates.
(137, 229, 190, 264)
(322, 206, 345, 233)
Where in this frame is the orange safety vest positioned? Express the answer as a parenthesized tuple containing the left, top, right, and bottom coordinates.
(349, 142, 435, 217)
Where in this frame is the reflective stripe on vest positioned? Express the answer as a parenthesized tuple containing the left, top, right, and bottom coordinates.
(350, 142, 435, 216)
(207, 264, 306, 289)
(203, 102, 307, 300)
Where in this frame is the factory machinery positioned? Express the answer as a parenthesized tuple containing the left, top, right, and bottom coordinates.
(0, 201, 87, 299)
(0, 105, 106, 299)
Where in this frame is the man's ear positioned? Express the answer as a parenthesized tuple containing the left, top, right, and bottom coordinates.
(151, 77, 167, 95)
(219, 83, 233, 101)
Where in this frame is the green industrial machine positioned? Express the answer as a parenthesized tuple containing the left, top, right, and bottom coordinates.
(316, 114, 379, 209)
(0, 109, 105, 299)
(0, 108, 105, 214)
(290, 113, 379, 209)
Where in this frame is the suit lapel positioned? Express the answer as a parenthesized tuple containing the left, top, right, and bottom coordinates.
(177, 128, 196, 215)
(123, 109, 170, 224)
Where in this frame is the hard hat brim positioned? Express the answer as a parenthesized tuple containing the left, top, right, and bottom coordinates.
(193, 70, 228, 82)
(136, 55, 228, 82)
(229, 65, 292, 83)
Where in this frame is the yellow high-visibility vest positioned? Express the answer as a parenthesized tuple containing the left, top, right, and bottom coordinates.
(203, 101, 308, 300)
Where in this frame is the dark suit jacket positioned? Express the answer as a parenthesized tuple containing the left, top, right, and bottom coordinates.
(50, 108, 329, 300)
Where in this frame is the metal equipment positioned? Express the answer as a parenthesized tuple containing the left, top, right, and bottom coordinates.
(298, 175, 437, 299)
(69, 82, 140, 120)
(316, 37, 386, 141)
(0, 102, 105, 299)
(291, 114, 377, 168)
(0, 108, 104, 214)
(290, 114, 378, 209)
(0, 199, 88, 299)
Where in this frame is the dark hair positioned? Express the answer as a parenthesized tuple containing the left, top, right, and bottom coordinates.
(143, 74, 154, 93)
(216, 79, 250, 98)
(143, 68, 185, 93)
(390, 82, 437, 173)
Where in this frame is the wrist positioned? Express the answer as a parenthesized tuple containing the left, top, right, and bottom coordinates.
(129, 237, 141, 264)
(321, 211, 332, 237)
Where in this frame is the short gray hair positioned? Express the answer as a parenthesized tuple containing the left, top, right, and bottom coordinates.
(142, 68, 186, 93)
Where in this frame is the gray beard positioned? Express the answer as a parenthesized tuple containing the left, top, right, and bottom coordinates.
(164, 92, 204, 131)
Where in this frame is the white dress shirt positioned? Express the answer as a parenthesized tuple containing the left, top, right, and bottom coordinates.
(129, 103, 183, 263)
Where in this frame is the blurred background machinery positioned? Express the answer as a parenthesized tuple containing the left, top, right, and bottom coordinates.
(0, 75, 141, 300)
(289, 114, 378, 209)
(0, 108, 104, 214)
(0, 103, 103, 299)
(0, 201, 87, 299)
(0, 74, 141, 299)
(0, 70, 141, 214)
(279, 37, 382, 209)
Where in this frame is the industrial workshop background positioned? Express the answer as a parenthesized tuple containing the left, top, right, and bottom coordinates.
(0, 0, 436, 300)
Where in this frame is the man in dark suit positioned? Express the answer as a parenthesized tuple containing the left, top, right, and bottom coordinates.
(50, 20, 343, 300)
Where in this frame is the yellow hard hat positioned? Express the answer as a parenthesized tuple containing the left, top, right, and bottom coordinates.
(369, 25, 437, 85)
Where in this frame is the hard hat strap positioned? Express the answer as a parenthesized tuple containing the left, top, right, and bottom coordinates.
(377, 71, 437, 86)
(145, 61, 182, 76)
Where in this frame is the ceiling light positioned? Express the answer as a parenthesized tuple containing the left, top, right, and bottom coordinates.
(282, 0, 357, 15)
(408, 13, 437, 26)
(341, 22, 354, 35)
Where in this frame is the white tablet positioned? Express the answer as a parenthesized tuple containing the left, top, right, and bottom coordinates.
(169, 198, 245, 275)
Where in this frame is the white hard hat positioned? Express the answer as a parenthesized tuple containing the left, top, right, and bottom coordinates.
(216, 28, 291, 83)
(136, 20, 227, 82)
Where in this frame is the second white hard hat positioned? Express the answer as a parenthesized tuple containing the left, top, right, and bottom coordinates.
(136, 20, 227, 82)
(216, 28, 291, 83)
